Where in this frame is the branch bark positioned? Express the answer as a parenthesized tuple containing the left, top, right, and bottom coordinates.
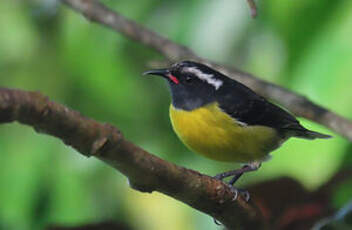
(246, 0, 258, 18)
(60, 0, 352, 141)
(0, 88, 264, 229)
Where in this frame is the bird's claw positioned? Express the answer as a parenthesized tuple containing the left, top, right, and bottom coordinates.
(211, 185, 250, 226)
(229, 185, 239, 201)
(228, 186, 250, 202)
(238, 189, 250, 202)
(213, 218, 221, 225)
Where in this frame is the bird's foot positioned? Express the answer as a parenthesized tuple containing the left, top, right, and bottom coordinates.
(213, 218, 221, 225)
(211, 180, 250, 226)
(228, 185, 239, 201)
(211, 187, 250, 226)
(227, 185, 250, 202)
(213, 172, 251, 202)
(238, 188, 250, 202)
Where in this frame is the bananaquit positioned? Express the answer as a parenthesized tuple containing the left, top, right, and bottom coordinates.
(144, 61, 331, 193)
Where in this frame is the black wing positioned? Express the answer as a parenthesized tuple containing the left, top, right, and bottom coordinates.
(216, 81, 309, 136)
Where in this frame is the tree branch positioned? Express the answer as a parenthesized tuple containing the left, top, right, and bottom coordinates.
(246, 0, 258, 18)
(0, 88, 264, 229)
(60, 0, 352, 141)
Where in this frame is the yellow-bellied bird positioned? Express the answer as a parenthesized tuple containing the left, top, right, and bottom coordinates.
(144, 61, 331, 198)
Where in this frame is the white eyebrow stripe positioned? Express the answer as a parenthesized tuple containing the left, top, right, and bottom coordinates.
(184, 67, 223, 90)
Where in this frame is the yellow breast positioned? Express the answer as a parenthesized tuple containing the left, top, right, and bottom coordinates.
(169, 103, 281, 163)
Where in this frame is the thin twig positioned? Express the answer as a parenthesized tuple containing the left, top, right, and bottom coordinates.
(246, 0, 258, 18)
(0, 88, 264, 229)
(60, 0, 352, 141)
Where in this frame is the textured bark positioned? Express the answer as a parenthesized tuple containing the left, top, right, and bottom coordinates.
(0, 88, 263, 229)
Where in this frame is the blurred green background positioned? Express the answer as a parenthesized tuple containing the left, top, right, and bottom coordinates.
(0, 0, 352, 229)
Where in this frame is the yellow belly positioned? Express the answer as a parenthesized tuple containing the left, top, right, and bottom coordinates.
(169, 103, 281, 163)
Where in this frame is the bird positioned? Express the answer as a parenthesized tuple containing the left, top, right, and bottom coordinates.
(143, 60, 331, 198)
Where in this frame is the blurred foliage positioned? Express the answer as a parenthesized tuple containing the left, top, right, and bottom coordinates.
(0, 0, 352, 230)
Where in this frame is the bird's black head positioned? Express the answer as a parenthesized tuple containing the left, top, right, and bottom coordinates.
(144, 61, 229, 110)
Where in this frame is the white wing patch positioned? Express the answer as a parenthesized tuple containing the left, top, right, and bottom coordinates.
(218, 106, 248, 127)
(236, 120, 248, 127)
(184, 67, 223, 90)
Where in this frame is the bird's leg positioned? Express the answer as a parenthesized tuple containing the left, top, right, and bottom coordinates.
(211, 163, 261, 225)
(228, 172, 244, 185)
(214, 162, 261, 181)
(214, 162, 261, 202)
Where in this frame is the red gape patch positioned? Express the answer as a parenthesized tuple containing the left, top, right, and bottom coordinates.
(169, 75, 179, 84)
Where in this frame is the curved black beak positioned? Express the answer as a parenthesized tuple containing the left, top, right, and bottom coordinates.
(143, 68, 170, 78)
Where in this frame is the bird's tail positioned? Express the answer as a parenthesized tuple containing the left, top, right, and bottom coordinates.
(292, 129, 332, 140)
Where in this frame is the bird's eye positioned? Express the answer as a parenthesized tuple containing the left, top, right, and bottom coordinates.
(185, 76, 192, 83)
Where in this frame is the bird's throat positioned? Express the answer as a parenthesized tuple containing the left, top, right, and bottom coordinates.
(169, 84, 215, 111)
